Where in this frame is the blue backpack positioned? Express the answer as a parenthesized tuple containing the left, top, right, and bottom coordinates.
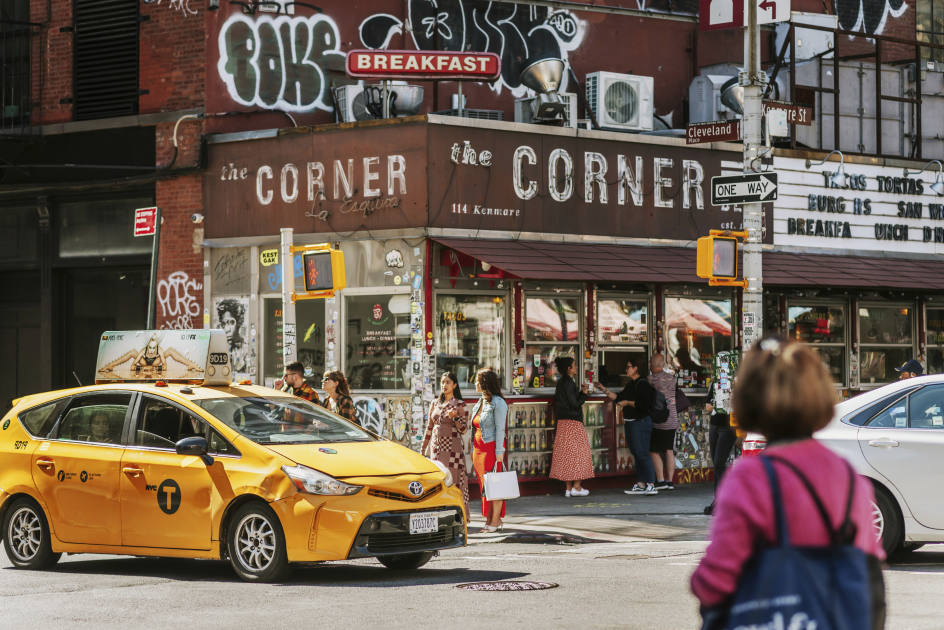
(705, 455, 872, 630)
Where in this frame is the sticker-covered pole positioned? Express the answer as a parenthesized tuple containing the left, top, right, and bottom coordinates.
(741, 0, 764, 352)
(281, 228, 297, 368)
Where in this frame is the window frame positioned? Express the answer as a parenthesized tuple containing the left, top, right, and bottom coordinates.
(858, 301, 917, 386)
(49, 391, 135, 445)
(927, 306, 944, 375)
(341, 285, 413, 394)
(523, 290, 584, 393)
(787, 298, 848, 387)
(433, 288, 510, 389)
(595, 292, 653, 389)
(663, 292, 735, 391)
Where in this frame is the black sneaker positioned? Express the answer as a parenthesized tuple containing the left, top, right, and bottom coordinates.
(653, 480, 669, 490)
(664, 481, 675, 490)
(703, 503, 714, 515)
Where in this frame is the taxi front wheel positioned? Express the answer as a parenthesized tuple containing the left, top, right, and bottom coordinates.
(226, 502, 289, 582)
(2, 497, 61, 570)
(377, 551, 434, 570)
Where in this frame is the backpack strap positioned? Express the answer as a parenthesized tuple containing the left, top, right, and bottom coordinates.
(766, 455, 858, 545)
(759, 455, 790, 546)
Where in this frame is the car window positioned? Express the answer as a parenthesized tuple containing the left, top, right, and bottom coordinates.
(17, 399, 70, 438)
(845, 389, 917, 426)
(56, 394, 132, 444)
(908, 385, 944, 429)
(132, 396, 238, 454)
(194, 396, 374, 445)
(133, 396, 207, 449)
(867, 397, 908, 428)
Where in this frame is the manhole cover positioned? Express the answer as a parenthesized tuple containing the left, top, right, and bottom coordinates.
(456, 581, 559, 591)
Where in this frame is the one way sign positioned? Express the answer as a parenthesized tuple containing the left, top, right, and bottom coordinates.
(710, 172, 778, 205)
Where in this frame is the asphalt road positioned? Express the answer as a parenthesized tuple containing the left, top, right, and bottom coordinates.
(2, 485, 944, 629)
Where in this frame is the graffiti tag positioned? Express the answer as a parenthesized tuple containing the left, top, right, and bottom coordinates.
(157, 271, 203, 330)
(217, 13, 346, 112)
(143, 0, 199, 18)
(835, 0, 906, 36)
(359, 2, 585, 96)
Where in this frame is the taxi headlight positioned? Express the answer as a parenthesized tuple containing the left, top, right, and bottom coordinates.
(281, 465, 362, 496)
(428, 458, 454, 487)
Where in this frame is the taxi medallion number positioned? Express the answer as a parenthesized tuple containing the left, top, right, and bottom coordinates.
(409, 512, 439, 535)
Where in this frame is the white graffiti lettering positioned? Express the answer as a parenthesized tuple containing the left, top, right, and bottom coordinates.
(143, 0, 198, 18)
(157, 271, 203, 328)
(217, 13, 345, 112)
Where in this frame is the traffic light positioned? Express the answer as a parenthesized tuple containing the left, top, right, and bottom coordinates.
(293, 245, 346, 299)
(697, 235, 739, 281)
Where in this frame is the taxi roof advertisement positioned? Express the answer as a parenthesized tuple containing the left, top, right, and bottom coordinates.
(95, 330, 232, 386)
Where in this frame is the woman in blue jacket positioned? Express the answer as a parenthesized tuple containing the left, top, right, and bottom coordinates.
(469, 368, 508, 532)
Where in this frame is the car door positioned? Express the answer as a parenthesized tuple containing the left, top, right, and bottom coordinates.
(859, 384, 944, 529)
(119, 394, 213, 550)
(30, 392, 132, 545)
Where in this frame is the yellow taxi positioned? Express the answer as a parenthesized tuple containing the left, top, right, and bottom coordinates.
(0, 330, 465, 581)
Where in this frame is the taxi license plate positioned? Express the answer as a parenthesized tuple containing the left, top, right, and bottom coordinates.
(409, 513, 439, 535)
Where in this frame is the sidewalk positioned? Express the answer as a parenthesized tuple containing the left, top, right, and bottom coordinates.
(467, 483, 716, 544)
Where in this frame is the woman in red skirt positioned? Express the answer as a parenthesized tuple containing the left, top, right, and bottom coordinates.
(550, 356, 594, 497)
(469, 368, 508, 532)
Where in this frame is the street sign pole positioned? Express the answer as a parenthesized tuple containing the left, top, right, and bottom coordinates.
(741, 0, 764, 352)
(146, 207, 161, 329)
(281, 228, 298, 369)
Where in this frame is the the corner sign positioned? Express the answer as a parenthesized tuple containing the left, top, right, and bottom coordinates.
(133, 206, 158, 237)
(711, 173, 779, 205)
(687, 120, 741, 144)
(346, 50, 501, 81)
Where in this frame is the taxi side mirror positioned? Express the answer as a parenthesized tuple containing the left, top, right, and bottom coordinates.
(176, 436, 214, 466)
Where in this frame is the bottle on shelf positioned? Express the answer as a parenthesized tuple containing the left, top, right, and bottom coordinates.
(529, 408, 536, 427)
(528, 432, 536, 452)
(513, 433, 521, 451)
(539, 430, 547, 451)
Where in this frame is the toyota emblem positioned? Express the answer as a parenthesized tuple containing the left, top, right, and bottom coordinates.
(408, 481, 423, 496)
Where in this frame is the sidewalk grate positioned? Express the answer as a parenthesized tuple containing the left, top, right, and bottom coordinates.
(456, 581, 559, 591)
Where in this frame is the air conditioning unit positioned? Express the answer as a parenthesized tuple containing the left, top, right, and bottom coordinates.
(333, 84, 424, 123)
(434, 109, 504, 121)
(688, 74, 740, 124)
(586, 72, 654, 132)
(514, 92, 578, 127)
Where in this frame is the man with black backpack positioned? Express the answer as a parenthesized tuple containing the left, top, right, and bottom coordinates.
(647, 353, 678, 491)
(596, 359, 658, 495)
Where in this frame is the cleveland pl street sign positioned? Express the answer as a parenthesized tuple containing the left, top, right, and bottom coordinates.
(711, 173, 779, 205)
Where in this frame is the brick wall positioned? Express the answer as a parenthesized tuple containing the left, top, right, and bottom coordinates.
(31, 0, 74, 125)
(139, 3, 206, 113)
(154, 119, 206, 330)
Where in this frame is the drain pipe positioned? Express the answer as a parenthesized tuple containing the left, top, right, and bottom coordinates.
(856, 63, 864, 153)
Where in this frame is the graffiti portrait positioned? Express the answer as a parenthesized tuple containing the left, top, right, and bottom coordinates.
(359, 1, 586, 96)
(214, 296, 254, 379)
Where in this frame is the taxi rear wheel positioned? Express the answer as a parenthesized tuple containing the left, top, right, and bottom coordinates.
(377, 551, 434, 570)
(226, 503, 289, 582)
(2, 497, 61, 570)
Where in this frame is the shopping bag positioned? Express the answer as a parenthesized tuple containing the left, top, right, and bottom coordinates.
(483, 469, 520, 501)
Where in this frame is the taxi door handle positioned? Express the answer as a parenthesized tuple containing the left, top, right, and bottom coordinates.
(868, 438, 900, 448)
(36, 458, 55, 470)
(122, 466, 144, 477)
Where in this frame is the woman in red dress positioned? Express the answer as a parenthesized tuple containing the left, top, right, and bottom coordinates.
(469, 368, 508, 532)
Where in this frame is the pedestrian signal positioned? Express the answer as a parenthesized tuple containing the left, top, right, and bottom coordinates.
(302, 250, 346, 294)
(696, 235, 738, 280)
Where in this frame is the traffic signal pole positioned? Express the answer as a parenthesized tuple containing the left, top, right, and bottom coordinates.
(280, 228, 298, 368)
(740, 0, 765, 351)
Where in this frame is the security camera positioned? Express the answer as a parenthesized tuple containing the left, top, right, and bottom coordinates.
(191, 213, 204, 224)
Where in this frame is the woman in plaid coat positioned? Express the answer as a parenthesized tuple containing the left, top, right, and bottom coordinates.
(422, 372, 471, 522)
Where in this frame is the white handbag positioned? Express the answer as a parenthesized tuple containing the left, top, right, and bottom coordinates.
(483, 465, 520, 501)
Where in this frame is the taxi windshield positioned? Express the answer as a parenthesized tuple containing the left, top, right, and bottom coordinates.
(194, 396, 374, 445)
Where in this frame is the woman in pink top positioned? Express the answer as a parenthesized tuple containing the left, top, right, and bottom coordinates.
(690, 339, 886, 629)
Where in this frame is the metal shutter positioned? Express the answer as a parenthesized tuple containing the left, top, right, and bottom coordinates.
(73, 0, 139, 120)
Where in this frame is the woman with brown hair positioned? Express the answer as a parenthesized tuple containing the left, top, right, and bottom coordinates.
(320, 370, 359, 426)
(691, 338, 885, 629)
(421, 371, 470, 522)
(469, 368, 508, 532)
(550, 356, 594, 497)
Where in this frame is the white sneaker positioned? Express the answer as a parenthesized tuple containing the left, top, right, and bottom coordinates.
(565, 489, 572, 497)
(572, 488, 590, 497)
(644, 483, 659, 496)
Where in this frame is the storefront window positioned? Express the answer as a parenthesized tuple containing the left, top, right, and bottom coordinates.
(859, 305, 914, 384)
(665, 296, 733, 389)
(435, 293, 505, 387)
(927, 308, 944, 374)
(263, 298, 325, 386)
(597, 298, 647, 344)
(345, 294, 410, 390)
(525, 296, 580, 388)
(789, 303, 846, 385)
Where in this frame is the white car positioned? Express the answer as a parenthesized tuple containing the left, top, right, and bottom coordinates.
(816, 375, 944, 557)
